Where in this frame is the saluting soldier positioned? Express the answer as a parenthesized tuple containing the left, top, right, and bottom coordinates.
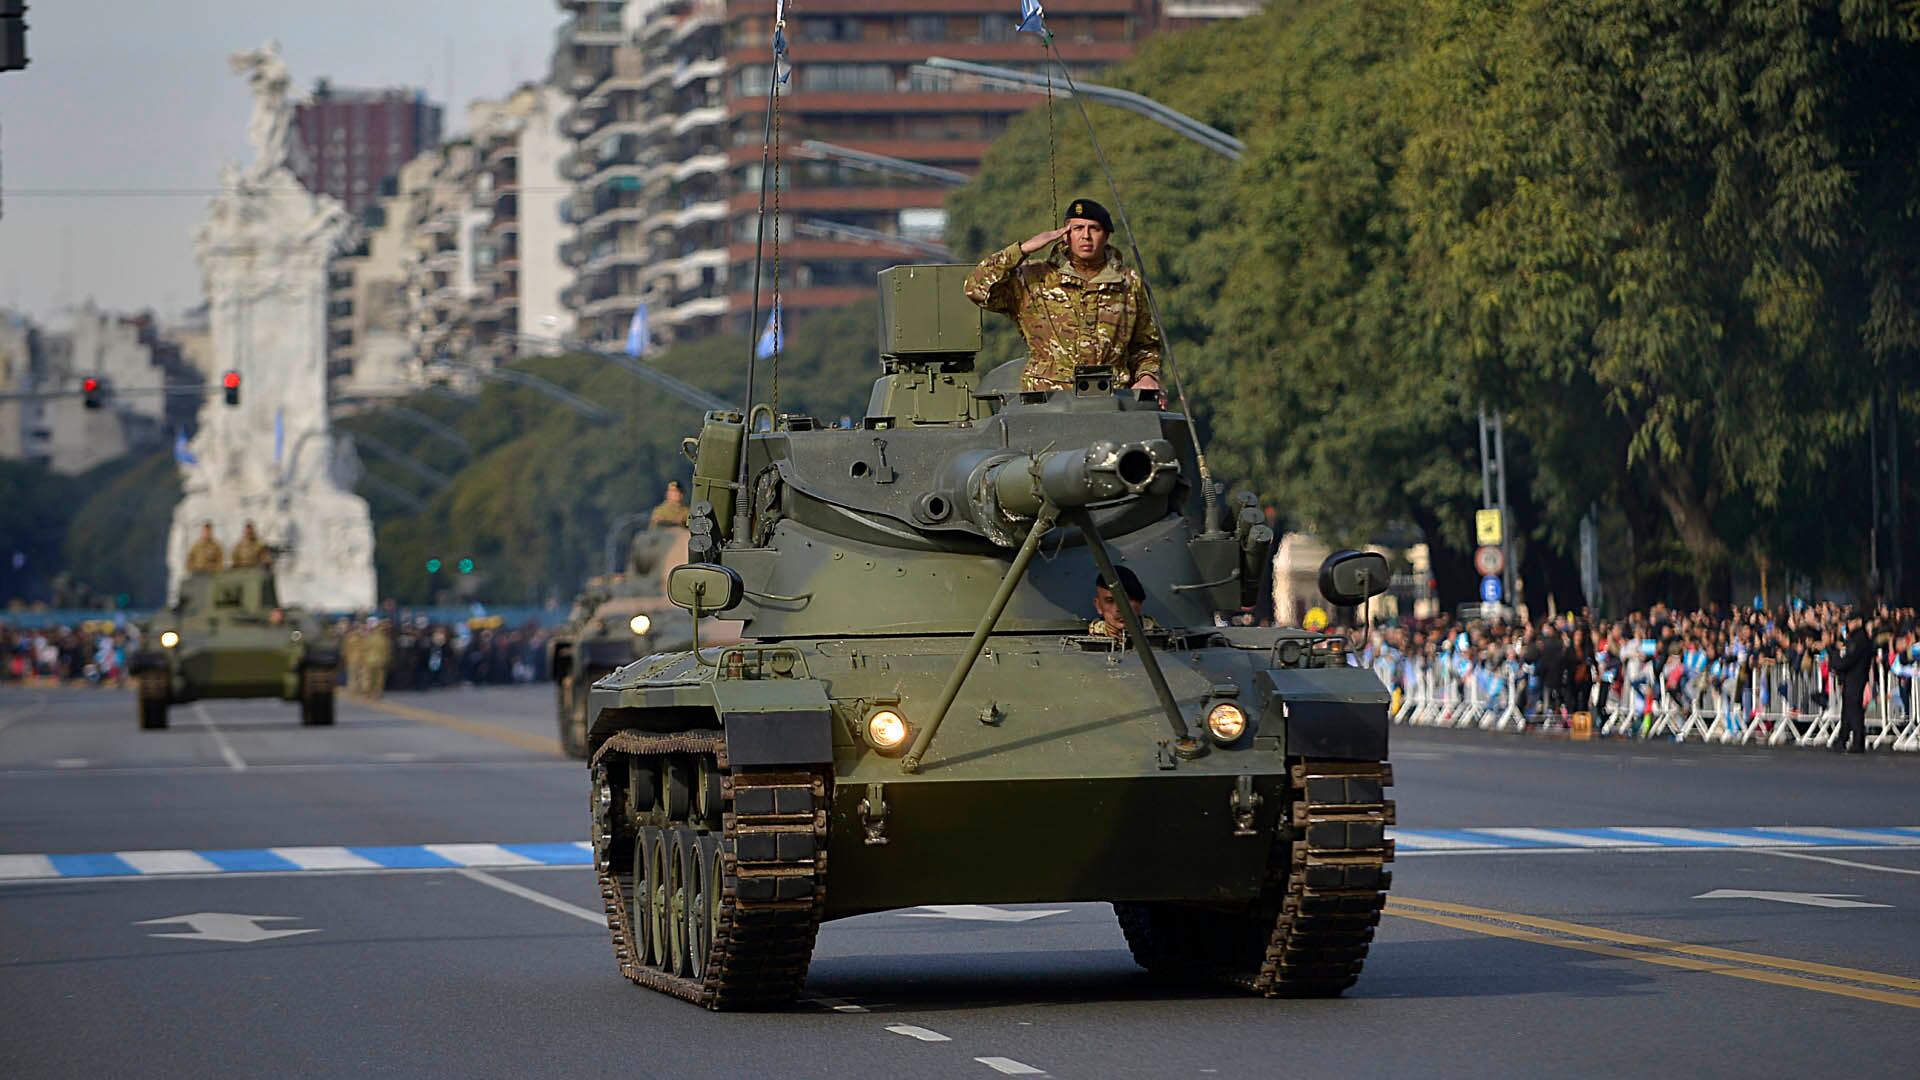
(648, 480, 690, 528)
(228, 521, 271, 569)
(343, 623, 367, 695)
(184, 521, 225, 575)
(964, 198, 1164, 394)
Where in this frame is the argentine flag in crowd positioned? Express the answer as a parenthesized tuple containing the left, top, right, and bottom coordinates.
(1017, 0, 1046, 34)
(173, 430, 196, 467)
(273, 406, 284, 467)
(756, 300, 784, 360)
(625, 302, 650, 358)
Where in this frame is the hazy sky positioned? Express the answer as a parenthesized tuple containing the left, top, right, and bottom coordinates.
(0, 1, 564, 325)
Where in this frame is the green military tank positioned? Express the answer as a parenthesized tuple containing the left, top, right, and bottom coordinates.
(549, 529, 699, 759)
(584, 265, 1394, 1009)
(130, 566, 340, 730)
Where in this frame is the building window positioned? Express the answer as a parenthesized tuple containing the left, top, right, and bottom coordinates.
(905, 15, 947, 41)
(799, 64, 892, 93)
(978, 15, 1018, 42)
(799, 16, 860, 43)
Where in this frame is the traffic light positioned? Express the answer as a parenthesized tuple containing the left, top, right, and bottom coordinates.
(457, 557, 475, 574)
(425, 557, 443, 573)
(0, 2, 26, 74)
(222, 370, 241, 406)
(81, 377, 102, 409)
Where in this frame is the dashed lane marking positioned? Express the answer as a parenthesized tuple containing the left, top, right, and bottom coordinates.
(975, 1057, 1047, 1076)
(886, 1025, 952, 1042)
(1756, 849, 1920, 876)
(351, 695, 562, 756)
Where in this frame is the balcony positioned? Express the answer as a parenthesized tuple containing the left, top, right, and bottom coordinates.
(670, 106, 727, 137)
(661, 295, 728, 325)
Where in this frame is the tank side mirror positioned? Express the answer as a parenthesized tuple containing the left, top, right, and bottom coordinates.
(1318, 550, 1390, 607)
(667, 563, 743, 615)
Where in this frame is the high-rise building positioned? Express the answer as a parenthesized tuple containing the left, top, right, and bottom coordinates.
(294, 82, 444, 216)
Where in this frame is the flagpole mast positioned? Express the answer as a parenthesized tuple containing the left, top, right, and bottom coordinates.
(736, 2, 788, 536)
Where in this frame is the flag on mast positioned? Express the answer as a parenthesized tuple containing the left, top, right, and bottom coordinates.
(625, 302, 650, 358)
(756, 299, 784, 360)
(1017, 0, 1046, 34)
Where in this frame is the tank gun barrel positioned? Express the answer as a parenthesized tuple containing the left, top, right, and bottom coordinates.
(955, 439, 1178, 546)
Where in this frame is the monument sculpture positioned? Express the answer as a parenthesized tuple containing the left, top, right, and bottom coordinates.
(166, 41, 377, 611)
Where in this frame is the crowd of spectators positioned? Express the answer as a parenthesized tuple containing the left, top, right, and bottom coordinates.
(1352, 601, 1920, 726)
(0, 614, 556, 692)
(2, 620, 137, 684)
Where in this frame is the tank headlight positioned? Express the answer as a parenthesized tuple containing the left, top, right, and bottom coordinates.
(628, 614, 652, 636)
(865, 709, 910, 754)
(159, 631, 180, 649)
(1206, 702, 1248, 743)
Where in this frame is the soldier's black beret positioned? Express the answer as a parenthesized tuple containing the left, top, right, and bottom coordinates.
(1063, 198, 1114, 233)
(1093, 565, 1146, 602)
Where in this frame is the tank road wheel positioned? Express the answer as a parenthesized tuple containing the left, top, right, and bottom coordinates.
(138, 670, 169, 731)
(688, 833, 720, 980)
(557, 675, 589, 759)
(300, 667, 337, 727)
(631, 826, 661, 966)
(589, 730, 829, 1010)
(1116, 759, 1394, 998)
(667, 827, 695, 977)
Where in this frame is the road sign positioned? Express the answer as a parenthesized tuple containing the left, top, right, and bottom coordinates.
(138, 912, 319, 943)
(1474, 545, 1506, 576)
(1475, 508, 1503, 546)
(1693, 890, 1889, 910)
(1480, 575, 1503, 604)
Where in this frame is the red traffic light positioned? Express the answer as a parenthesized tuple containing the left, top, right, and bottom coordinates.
(81, 376, 103, 409)
(82, 377, 100, 393)
(222, 371, 241, 390)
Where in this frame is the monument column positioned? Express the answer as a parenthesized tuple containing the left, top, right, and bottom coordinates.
(166, 41, 377, 611)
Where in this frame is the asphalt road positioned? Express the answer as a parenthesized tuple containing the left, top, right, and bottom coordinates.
(3, 682, 1917, 1078)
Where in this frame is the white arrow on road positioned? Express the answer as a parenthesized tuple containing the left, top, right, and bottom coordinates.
(137, 913, 320, 943)
(1692, 890, 1890, 909)
(896, 905, 1068, 923)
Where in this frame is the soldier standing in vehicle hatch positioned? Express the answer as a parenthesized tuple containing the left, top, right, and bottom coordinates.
(964, 198, 1164, 394)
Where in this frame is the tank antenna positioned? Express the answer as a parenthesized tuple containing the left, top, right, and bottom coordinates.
(738, 2, 791, 510)
(1041, 34, 1221, 530)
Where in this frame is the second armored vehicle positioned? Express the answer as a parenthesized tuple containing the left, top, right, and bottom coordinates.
(581, 266, 1395, 1009)
(549, 529, 698, 758)
(129, 566, 340, 730)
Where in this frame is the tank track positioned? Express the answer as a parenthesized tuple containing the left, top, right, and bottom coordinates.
(589, 730, 829, 1010)
(1115, 758, 1394, 996)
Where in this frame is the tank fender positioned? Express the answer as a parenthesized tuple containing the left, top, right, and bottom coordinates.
(711, 679, 835, 768)
(1254, 666, 1390, 761)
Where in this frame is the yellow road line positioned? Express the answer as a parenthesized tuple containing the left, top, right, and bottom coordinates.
(352, 695, 563, 757)
(1387, 898, 1920, 1008)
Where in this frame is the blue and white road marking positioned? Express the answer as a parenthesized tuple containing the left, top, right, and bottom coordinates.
(3, 828, 1919, 882)
(0, 842, 593, 882)
(1391, 825, 1920, 854)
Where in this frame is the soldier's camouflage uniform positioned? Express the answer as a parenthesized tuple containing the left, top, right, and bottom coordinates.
(964, 242, 1162, 391)
(228, 537, 269, 568)
(1087, 613, 1162, 640)
(185, 538, 225, 575)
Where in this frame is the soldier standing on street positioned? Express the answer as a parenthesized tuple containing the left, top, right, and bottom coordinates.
(964, 198, 1164, 394)
(185, 522, 225, 575)
(343, 621, 367, 695)
(228, 521, 271, 569)
(360, 618, 392, 699)
(649, 480, 690, 528)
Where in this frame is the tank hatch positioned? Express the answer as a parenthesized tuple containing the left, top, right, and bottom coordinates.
(867, 264, 986, 428)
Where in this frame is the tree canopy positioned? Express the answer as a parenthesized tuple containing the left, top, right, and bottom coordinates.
(947, 0, 1920, 608)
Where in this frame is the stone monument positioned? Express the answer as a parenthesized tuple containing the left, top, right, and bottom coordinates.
(166, 41, 377, 610)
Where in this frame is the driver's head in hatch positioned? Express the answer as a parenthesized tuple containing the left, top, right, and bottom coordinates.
(1089, 565, 1156, 639)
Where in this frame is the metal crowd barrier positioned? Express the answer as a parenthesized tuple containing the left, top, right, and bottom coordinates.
(1380, 652, 1920, 752)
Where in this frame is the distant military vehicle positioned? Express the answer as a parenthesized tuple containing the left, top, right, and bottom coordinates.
(549, 530, 700, 758)
(130, 566, 340, 730)
(582, 265, 1395, 1009)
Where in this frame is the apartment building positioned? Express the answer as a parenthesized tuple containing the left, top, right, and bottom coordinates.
(294, 83, 443, 217)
